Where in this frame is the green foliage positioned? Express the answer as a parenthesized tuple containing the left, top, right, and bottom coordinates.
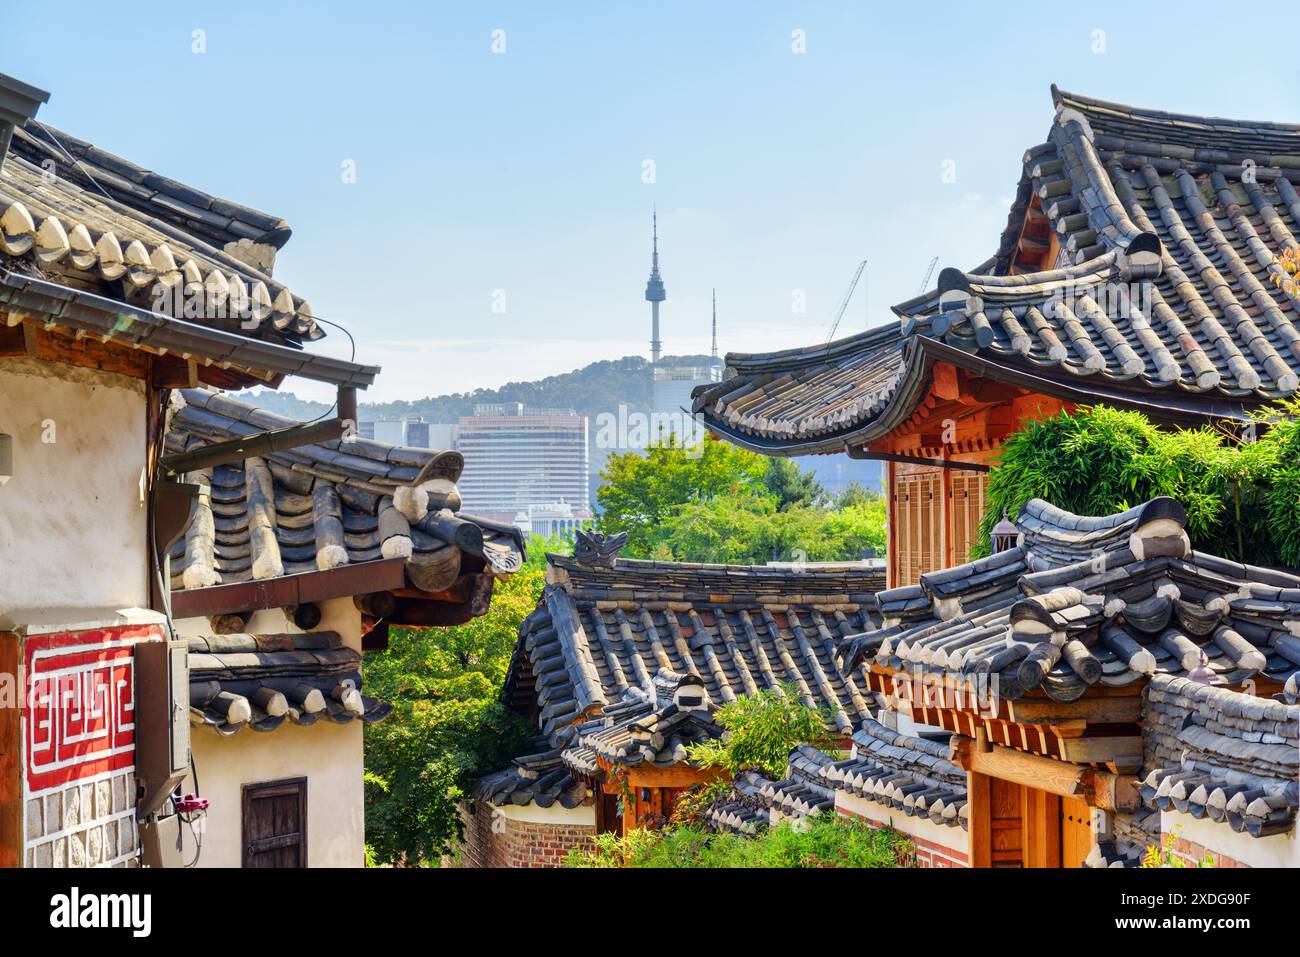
(764, 457, 827, 509)
(563, 812, 912, 868)
(973, 403, 1300, 567)
(667, 779, 735, 830)
(686, 684, 837, 776)
(362, 568, 545, 864)
(597, 436, 886, 563)
(596, 434, 771, 556)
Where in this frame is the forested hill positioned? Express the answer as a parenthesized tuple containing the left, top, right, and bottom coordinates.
(238, 354, 718, 422)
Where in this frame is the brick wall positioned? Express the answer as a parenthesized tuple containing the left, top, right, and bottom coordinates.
(1162, 831, 1249, 869)
(456, 800, 595, 869)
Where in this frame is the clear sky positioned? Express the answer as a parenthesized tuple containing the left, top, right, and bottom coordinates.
(6, 2, 1298, 402)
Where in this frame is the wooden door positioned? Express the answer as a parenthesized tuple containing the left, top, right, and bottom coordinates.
(973, 775, 1080, 868)
(893, 467, 944, 584)
(242, 777, 307, 867)
(1021, 785, 1062, 868)
(949, 471, 989, 565)
(989, 777, 1025, 867)
(1060, 795, 1093, 868)
(596, 790, 621, 835)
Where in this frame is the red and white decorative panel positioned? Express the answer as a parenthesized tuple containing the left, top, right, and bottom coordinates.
(21, 623, 161, 868)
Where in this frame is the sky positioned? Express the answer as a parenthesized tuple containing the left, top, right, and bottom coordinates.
(5, 2, 1299, 402)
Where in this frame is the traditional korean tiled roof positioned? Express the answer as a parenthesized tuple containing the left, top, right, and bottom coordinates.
(2, 123, 320, 344)
(503, 552, 886, 745)
(820, 719, 969, 829)
(707, 771, 775, 835)
(707, 720, 968, 834)
(11, 123, 293, 256)
(187, 630, 390, 735)
(693, 86, 1300, 455)
(475, 745, 590, 810)
(1140, 675, 1298, 839)
(840, 497, 1300, 703)
(1084, 807, 1159, 868)
(564, 673, 724, 770)
(167, 388, 524, 589)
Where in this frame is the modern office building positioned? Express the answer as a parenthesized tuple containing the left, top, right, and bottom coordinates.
(356, 415, 455, 449)
(457, 404, 590, 521)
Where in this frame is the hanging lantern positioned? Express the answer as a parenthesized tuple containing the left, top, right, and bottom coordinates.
(990, 509, 1019, 553)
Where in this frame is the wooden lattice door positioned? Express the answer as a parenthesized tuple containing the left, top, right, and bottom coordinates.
(893, 467, 943, 585)
(949, 471, 989, 565)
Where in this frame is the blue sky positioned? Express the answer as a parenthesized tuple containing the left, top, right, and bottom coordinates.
(6, 2, 1298, 401)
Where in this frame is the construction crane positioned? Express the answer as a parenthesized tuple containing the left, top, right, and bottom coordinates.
(825, 259, 868, 343)
(917, 256, 939, 295)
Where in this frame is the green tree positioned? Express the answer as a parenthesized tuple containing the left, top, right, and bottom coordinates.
(363, 568, 544, 864)
(763, 457, 826, 510)
(596, 434, 771, 556)
(597, 436, 886, 563)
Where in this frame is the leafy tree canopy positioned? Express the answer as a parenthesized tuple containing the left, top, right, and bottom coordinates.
(597, 436, 885, 563)
(363, 568, 544, 864)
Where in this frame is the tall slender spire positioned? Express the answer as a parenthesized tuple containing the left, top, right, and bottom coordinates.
(644, 207, 665, 364)
(711, 288, 718, 359)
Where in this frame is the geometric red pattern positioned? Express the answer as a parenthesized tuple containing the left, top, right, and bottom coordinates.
(23, 625, 158, 793)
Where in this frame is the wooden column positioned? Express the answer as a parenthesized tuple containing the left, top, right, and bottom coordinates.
(941, 457, 954, 569)
(885, 460, 897, 589)
(968, 770, 991, 868)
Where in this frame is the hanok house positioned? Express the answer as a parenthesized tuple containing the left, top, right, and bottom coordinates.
(0, 73, 522, 868)
(716, 495, 1300, 868)
(459, 533, 885, 867)
(160, 388, 524, 867)
(0, 74, 379, 867)
(693, 86, 1300, 587)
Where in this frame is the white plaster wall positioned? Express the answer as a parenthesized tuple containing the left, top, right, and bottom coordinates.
(179, 719, 364, 867)
(498, 801, 595, 827)
(1165, 810, 1300, 868)
(170, 597, 368, 867)
(0, 359, 148, 614)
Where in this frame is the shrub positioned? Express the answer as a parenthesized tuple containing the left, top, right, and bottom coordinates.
(563, 812, 912, 868)
(686, 683, 838, 776)
(972, 403, 1300, 567)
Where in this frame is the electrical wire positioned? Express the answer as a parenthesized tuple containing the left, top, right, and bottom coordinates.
(29, 120, 117, 203)
(246, 312, 360, 425)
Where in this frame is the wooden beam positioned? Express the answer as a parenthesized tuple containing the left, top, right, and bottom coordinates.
(850, 447, 991, 473)
(162, 417, 348, 473)
(1006, 696, 1142, 726)
(967, 743, 1089, 800)
(1057, 735, 1143, 767)
(932, 360, 961, 401)
(151, 354, 199, 389)
(171, 557, 409, 618)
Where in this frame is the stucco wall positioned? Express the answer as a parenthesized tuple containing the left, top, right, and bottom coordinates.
(170, 599, 368, 867)
(0, 359, 148, 614)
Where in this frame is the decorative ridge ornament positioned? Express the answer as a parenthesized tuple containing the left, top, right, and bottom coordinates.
(573, 529, 627, 567)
